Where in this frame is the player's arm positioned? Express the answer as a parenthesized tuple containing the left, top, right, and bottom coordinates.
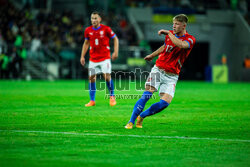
(80, 39, 90, 66)
(144, 45, 165, 61)
(158, 29, 189, 49)
(112, 36, 119, 61)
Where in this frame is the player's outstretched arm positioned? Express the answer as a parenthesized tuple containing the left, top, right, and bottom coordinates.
(158, 29, 189, 49)
(158, 29, 169, 36)
(144, 45, 165, 61)
(80, 40, 90, 66)
(167, 32, 189, 49)
(112, 36, 119, 61)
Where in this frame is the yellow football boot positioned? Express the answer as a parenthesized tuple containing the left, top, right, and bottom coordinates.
(125, 122, 134, 129)
(136, 116, 143, 128)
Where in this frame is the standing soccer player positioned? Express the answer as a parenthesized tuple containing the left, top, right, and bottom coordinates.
(125, 14, 196, 129)
(80, 11, 119, 107)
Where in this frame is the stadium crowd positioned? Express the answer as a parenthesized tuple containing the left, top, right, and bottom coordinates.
(126, 0, 249, 22)
(0, 1, 84, 78)
(0, 0, 136, 79)
(0, 0, 249, 79)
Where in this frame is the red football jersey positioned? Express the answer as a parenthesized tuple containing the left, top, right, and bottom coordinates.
(156, 30, 196, 75)
(84, 24, 116, 62)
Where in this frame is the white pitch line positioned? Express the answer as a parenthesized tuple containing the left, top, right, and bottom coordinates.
(1, 129, 250, 143)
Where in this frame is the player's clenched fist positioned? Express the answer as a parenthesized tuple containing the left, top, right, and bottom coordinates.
(158, 29, 170, 36)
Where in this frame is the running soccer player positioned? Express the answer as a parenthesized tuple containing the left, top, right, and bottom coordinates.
(125, 14, 196, 129)
(80, 11, 119, 107)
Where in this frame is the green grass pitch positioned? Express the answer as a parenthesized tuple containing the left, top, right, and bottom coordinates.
(0, 80, 250, 166)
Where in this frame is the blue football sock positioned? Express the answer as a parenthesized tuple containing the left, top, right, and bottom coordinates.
(89, 82, 96, 101)
(129, 91, 153, 124)
(106, 79, 114, 96)
(140, 99, 169, 118)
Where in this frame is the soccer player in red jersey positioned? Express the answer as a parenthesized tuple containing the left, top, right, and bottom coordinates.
(80, 11, 119, 107)
(125, 14, 196, 129)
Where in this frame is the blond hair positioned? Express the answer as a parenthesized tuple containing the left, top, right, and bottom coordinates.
(173, 14, 188, 24)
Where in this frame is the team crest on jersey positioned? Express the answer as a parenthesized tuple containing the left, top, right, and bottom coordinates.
(100, 31, 104, 38)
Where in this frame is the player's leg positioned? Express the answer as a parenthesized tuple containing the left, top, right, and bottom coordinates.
(139, 93, 172, 118)
(125, 85, 155, 129)
(125, 66, 160, 129)
(100, 59, 116, 106)
(103, 73, 116, 106)
(136, 94, 171, 128)
(85, 61, 99, 107)
(130, 85, 155, 122)
(138, 73, 178, 127)
(103, 73, 113, 96)
(103, 73, 114, 97)
(85, 74, 97, 107)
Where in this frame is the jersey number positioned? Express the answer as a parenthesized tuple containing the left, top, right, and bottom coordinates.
(95, 39, 99, 45)
(166, 45, 173, 53)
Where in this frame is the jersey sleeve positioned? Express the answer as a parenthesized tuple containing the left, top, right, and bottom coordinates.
(84, 28, 89, 40)
(184, 36, 196, 49)
(106, 26, 116, 39)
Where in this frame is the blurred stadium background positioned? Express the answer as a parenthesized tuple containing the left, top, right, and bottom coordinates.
(0, 0, 249, 82)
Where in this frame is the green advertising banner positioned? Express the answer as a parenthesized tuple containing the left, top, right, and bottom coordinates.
(212, 65, 228, 83)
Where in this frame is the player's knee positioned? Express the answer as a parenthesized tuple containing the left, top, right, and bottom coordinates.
(145, 85, 156, 93)
(103, 73, 111, 81)
(89, 75, 96, 82)
(160, 93, 173, 104)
